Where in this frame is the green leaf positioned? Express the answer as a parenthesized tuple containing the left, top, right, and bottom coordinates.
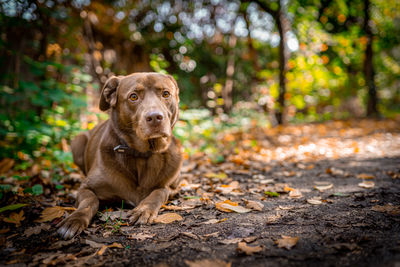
(32, 184, 43, 196)
(0, 203, 27, 213)
(265, 191, 280, 197)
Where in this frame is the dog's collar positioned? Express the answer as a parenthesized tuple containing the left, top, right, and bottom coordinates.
(113, 143, 153, 158)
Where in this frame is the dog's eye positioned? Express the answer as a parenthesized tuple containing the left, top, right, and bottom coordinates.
(162, 91, 170, 98)
(129, 93, 138, 101)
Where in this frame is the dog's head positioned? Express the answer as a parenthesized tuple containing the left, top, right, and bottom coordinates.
(99, 72, 180, 153)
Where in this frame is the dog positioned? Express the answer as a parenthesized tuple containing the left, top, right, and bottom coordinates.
(58, 72, 183, 239)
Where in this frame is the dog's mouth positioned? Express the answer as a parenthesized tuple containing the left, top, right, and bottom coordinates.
(147, 136, 170, 152)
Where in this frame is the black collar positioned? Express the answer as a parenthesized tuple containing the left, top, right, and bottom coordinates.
(113, 140, 153, 158)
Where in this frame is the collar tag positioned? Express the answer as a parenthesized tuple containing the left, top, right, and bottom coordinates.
(113, 144, 130, 153)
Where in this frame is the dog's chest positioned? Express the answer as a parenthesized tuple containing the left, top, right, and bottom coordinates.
(117, 154, 164, 187)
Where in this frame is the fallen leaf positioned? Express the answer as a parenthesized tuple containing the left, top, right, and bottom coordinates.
(244, 200, 264, 211)
(23, 224, 51, 237)
(184, 259, 231, 267)
(307, 198, 323, 205)
(0, 158, 15, 174)
(215, 200, 238, 212)
(243, 236, 258, 243)
(98, 242, 123, 256)
(0, 228, 10, 234)
(326, 167, 345, 176)
(154, 213, 183, 224)
(162, 204, 195, 211)
(4, 210, 25, 227)
(219, 238, 243, 244)
(357, 173, 375, 179)
(127, 233, 155, 241)
(283, 185, 295, 192)
(264, 191, 280, 197)
(203, 232, 220, 238)
(216, 181, 240, 194)
(314, 182, 333, 192)
(85, 239, 104, 248)
(371, 204, 400, 215)
(0, 203, 27, 213)
(201, 218, 227, 224)
(35, 206, 76, 223)
(289, 189, 303, 199)
(275, 235, 299, 250)
(181, 232, 200, 240)
(237, 242, 262, 255)
(283, 171, 296, 177)
(204, 172, 228, 180)
(358, 181, 375, 189)
(99, 210, 128, 221)
(216, 200, 252, 213)
(49, 239, 76, 249)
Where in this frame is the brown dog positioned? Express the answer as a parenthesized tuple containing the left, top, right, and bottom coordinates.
(58, 72, 183, 239)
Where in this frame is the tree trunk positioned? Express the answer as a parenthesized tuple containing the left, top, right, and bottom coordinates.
(275, 2, 290, 124)
(248, 0, 291, 124)
(363, 0, 378, 116)
(222, 33, 237, 113)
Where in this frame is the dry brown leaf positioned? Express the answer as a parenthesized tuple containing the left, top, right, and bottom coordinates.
(0, 228, 10, 234)
(237, 242, 262, 255)
(219, 203, 251, 213)
(216, 181, 240, 194)
(275, 236, 299, 250)
(23, 224, 51, 237)
(201, 218, 227, 224)
(35, 206, 76, 223)
(371, 204, 400, 215)
(243, 236, 258, 243)
(0, 158, 15, 174)
(244, 200, 264, 211)
(289, 189, 303, 199)
(181, 232, 200, 240)
(85, 239, 104, 248)
(98, 242, 123, 256)
(215, 200, 238, 212)
(127, 233, 155, 241)
(283, 185, 295, 192)
(307, 198, 323, 205)
(358, 181, 375, 189)
(314, 182, 333, 192)
(184, 259, 231, 267)
(203, 232, 220, 238)
(357, 173, 375, 179)
(219, 238, 243, 244)
(154, 213, 183, 224)
(4, 210, 25, 227)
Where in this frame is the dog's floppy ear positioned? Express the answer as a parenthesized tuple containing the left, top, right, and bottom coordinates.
(99, 76, 120, 111)
(166, 75, 180, 128)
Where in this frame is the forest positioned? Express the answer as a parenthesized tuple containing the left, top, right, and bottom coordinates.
(0, 0, 399, 266)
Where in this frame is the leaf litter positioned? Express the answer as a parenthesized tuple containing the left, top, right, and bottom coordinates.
(1, 119, 400, 266)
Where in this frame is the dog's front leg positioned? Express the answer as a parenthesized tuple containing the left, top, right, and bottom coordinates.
(128, 187, 169, 225)
(57, 186, 99, 239)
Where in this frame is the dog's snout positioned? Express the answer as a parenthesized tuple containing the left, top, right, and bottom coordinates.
(145, 111, 164, 126)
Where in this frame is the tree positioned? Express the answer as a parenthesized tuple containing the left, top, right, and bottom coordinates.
(246, 0, 291, 124)
(363, 0, 378, 116)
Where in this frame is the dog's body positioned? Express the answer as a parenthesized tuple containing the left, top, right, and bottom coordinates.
(58, 72, 183, 239)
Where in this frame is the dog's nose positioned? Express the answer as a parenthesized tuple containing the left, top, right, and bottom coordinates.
(145, 111, 164, 126)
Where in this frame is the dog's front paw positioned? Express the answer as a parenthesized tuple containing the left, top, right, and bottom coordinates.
(128, 205, 158, 225)
(57, 213, 88, 239)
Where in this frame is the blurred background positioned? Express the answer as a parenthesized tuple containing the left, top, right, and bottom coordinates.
(0, 0, 399, 167)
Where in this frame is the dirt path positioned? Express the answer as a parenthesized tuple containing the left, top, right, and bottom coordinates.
(1, 120, 400, 266)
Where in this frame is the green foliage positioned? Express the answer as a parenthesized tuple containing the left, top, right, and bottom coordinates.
(0, 203, 27, 213)
(0, 56, 91, 163)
